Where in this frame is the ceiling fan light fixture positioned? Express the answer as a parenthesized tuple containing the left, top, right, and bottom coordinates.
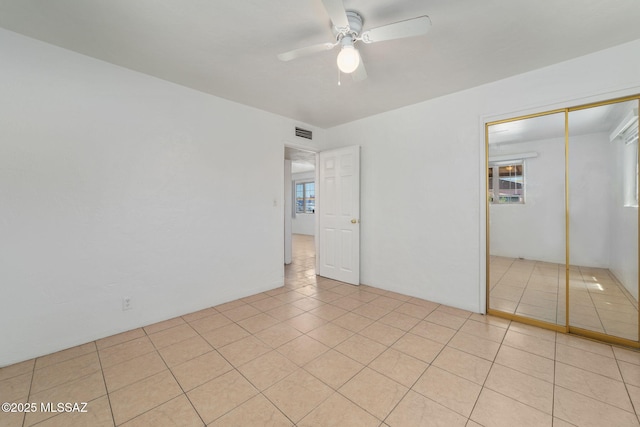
(278, 1, 432, 82)
(336, 44, 360, 74)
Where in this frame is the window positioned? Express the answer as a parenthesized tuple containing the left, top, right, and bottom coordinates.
(488, 162, 524, 204)
(295, 182, 315, 213)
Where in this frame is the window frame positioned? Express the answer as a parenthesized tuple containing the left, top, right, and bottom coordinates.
(295, 181, 315, 214)
(488, 160, 525, 205)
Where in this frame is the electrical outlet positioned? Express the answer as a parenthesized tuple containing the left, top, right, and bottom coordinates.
(122, 297, 132, 311)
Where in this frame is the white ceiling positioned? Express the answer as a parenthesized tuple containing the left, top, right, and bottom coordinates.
(1, 0, 640, 128)
(285, 146, 316, 173)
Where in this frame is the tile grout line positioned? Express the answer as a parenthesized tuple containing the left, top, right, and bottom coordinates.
(20, 358, 37, 427)
(95, 344, 117, 427)
(462, 314, 511, 425)
(146, 325, 208, 427)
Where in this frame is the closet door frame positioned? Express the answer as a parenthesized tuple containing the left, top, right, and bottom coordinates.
(485, 94, 640, 349)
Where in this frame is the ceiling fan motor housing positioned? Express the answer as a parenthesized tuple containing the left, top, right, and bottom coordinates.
(334, 11, 363, 39)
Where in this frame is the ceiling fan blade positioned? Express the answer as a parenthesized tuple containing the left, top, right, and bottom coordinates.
(277, 42, 337, 62)
(360, 15, 432, 44)
(321, 0, 349, 30)
(351, 59, 367, 82)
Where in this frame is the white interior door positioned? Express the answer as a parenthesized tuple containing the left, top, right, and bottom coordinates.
(318, 146, 360, 285)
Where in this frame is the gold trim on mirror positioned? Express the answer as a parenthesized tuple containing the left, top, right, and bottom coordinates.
(564, 109, 570, 330)
(487, 308, 567, 332)
(568, 326, 640, 349)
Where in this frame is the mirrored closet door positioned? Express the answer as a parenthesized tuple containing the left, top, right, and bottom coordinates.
(568, 100, 639, 342)
(487, 112, 567, 328)
(487, 96, 640, 346)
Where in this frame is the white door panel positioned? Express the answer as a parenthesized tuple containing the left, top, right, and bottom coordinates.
(318, 146, 360, 285)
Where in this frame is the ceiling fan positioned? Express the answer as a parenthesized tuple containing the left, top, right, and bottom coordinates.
(277, 0, 432, 81)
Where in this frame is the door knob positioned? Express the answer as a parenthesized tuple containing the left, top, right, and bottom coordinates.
(351, 219, 358, 224)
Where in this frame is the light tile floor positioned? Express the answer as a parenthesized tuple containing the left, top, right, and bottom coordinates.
(2, 236, 640, 426)
(490, 256, 639, 340)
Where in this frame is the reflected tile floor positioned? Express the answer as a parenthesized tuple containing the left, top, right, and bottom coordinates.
(490, 255, 639, 341)
(2, 238, 640, 426)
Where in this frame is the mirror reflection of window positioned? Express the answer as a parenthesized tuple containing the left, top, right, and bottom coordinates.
(488, 162, 524, 204)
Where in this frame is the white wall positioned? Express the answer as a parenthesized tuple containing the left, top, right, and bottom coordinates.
(0, 28, 323, 366)
(292, 215, 315, 236)
(568, 132, 613, 268)
(291, 171, 316, 236)
(284, 160, 293, 264)
(610, 137, 639, 298)
(324, 39, 640, 313)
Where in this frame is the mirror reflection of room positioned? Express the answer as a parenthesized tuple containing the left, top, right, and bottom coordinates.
(487, 97, 640, 344)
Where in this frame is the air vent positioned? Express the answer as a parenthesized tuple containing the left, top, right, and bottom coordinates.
(295, 127, 312, 140)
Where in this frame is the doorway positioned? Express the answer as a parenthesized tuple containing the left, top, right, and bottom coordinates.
(284, 145, 317, 273)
